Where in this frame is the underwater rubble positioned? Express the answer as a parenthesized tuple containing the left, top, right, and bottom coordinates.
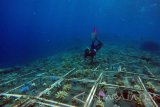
(0, 45, 160, 107)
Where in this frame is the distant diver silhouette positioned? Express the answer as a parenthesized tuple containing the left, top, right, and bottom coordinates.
(84, 26, 103, 64)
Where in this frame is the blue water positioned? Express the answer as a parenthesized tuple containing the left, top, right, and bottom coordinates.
(0, 0, 160, 67)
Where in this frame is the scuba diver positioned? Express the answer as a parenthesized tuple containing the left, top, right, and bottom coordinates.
(84, 26, 103, 64)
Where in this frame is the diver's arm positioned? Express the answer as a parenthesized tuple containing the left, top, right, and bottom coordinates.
(94, 38, 103, 51)
(91, 39, 96, 49)
(95, 37, 102, 45)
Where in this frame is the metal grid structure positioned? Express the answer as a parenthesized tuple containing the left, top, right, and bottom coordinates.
(0, 64, 160, 107)
(0, 46, 160, 107)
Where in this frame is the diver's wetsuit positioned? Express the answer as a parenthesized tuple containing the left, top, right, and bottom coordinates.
(91, 38, 103, 52)
(84, 38, 103, 63)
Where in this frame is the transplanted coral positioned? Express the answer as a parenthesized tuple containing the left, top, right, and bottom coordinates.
(43, 83, 47, 87)
(55, 82, 61, 88)
(85, 69, 91, 75)
(96, 100, 104, 107)
(62, 61, 72, 68)
(0, 96, 13, 106)
(116, 79, 124, 86)
(134, 96, 144, 106)
(71, 98, 77, 106)
(54, 82, 62, 91)
(55, 91, 68, 100)
(14, 97, 27, 106)
(146, 82, 157, 93)
(63, 84, 72, 91)
(114, 72, 123, 79)
(134, 84, 141, 89)
(43, 89, 51, 96)
(131, 79, 136, 86)
(99, 83, 107, 94)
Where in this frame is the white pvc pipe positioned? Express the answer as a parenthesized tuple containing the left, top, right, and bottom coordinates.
(38, 68, 75, 97)
(0, 93, 23, 98)
(36, 101, 61, 107)
(5, 78, 39, 93)
(0, 71, 37, 86)
(144, 65, 155, 77)
(138, 76, 158, 107)
(36, 97, 76, 107)
(84, 72, 103, 107)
